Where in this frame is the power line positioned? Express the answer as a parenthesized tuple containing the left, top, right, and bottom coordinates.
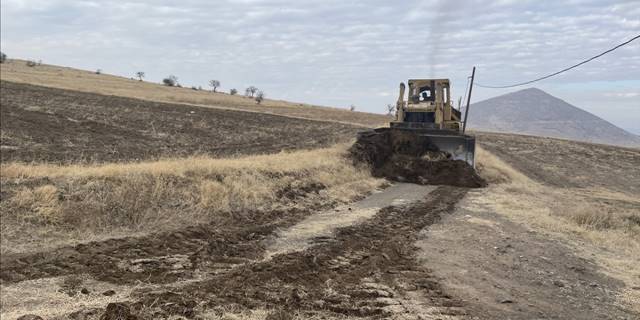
(474, 34, 640, 89)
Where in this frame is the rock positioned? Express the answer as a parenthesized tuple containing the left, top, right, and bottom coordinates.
(16, 315, 43, 320)
(81, 288, 90, 294)
(499, 299, 514, 304)
(553, 280, 565, 287)
(102, 290, 116, 296)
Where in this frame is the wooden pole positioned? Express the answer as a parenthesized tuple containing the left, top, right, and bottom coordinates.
(462, 66, 475, 134)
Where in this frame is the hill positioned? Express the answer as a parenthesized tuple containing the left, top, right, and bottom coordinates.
(0, 59, 389, 128)
(468, 88, 640, 148)
(0, 80, 362, 163)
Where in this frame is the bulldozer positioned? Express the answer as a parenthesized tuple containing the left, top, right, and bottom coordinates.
(391, 78, 476, 167)
(350, 77, 483, 187)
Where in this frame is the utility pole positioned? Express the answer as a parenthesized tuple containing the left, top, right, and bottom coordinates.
(462, 66, 475, 134)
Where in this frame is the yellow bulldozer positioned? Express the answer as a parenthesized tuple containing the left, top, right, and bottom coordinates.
(392, 78, 476, 167)
(350, 76, 483, 187)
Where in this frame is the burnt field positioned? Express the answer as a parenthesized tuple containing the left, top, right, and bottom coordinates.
(476, 132, 640, 194)
(0, 81, 362, 163)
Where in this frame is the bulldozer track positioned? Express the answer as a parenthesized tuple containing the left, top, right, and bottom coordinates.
(128, 186, 469, 318)
(2, 186, 470, 319)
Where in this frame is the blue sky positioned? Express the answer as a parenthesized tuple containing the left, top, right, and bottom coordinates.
(1, 0, 639, 133)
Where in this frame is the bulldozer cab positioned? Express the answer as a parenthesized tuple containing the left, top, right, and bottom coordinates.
(393, 79, 462, 131)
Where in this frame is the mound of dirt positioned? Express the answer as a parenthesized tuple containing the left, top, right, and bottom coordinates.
(350, 128, 486, 188)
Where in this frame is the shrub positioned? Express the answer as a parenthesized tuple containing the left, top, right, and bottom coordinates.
(386, 104, 395, 116)
(230, 88, 238, 95)
(136, 71, 145, 81)
(349, 104, 356, 112)
(95, 69, 102, 75)
(209, 80, 220, 92)
(26, 60, 37, 67)
(245, 86, 258, 98)
(255, 91, 265, 104)
(163, 75, 178, 87)
(0, 52, 6, 63)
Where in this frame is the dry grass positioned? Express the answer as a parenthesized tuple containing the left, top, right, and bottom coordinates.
(475, 146, 640, 312)
(0, 144, 383, 255)
(0, 59, 389, 127)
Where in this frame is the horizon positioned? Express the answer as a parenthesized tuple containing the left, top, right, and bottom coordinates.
(1, 0, 638, 134)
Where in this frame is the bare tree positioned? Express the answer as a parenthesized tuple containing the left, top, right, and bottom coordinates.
(136, 72, 145, 81)
(349, 104, 356, 112)
(386, 103, 395, 116)
(163, 75, 178, 87)
(255, 91, 265, 104)
(230, 88, 238, 95)
(245, 86, 258, 98)
(209, 80, 221, 92)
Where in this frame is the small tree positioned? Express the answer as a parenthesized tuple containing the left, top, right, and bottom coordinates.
(349, 104, 356, 112)
(230, 88, 238, 95)
(163, 75, 178, 87)
(209, 80, 220, 92)
(245, 86, 258, 98)
(255, 91, 265, 104)
(136, 72, 145, 81)
(386, 104, 395, 116)
(0, 52, 7, 64)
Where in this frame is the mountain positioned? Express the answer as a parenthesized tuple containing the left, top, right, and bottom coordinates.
(467, 88, 640, 148)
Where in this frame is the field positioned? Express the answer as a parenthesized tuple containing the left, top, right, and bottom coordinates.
(1, 81, 363, 163)
(0, 60, 389, 128)
(1, 65, 639, 319)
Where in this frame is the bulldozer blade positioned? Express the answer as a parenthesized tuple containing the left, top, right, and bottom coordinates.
(384, 128, 476, 168)
(418, 133, 476, 168)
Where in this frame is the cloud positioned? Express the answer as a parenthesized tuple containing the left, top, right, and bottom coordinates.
(1, 0, 638, 129)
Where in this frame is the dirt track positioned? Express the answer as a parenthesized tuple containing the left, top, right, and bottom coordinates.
(2, 186, 468, 319)
(0, 81, 361, 163)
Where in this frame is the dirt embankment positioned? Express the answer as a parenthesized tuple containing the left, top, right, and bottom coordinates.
(350, 129, 487, 188)
(0, 81, 362, 163)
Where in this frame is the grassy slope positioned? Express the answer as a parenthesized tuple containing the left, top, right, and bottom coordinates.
(0, 59, 389, 128)
(0, 145, 383, 254)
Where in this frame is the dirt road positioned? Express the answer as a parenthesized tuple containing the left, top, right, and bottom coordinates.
(2, 184, 466, 319)
(418, 189, 635, 320)
(5, 180, 636, 319)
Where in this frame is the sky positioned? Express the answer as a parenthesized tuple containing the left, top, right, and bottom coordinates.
(2, 0, 639, 133)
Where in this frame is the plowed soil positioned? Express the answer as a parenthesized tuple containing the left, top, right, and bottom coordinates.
(350, 129, 486, 188)
(476, 132, 640, 193)
(0, 81, 361, 163)
(2, 186, 467, 319)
